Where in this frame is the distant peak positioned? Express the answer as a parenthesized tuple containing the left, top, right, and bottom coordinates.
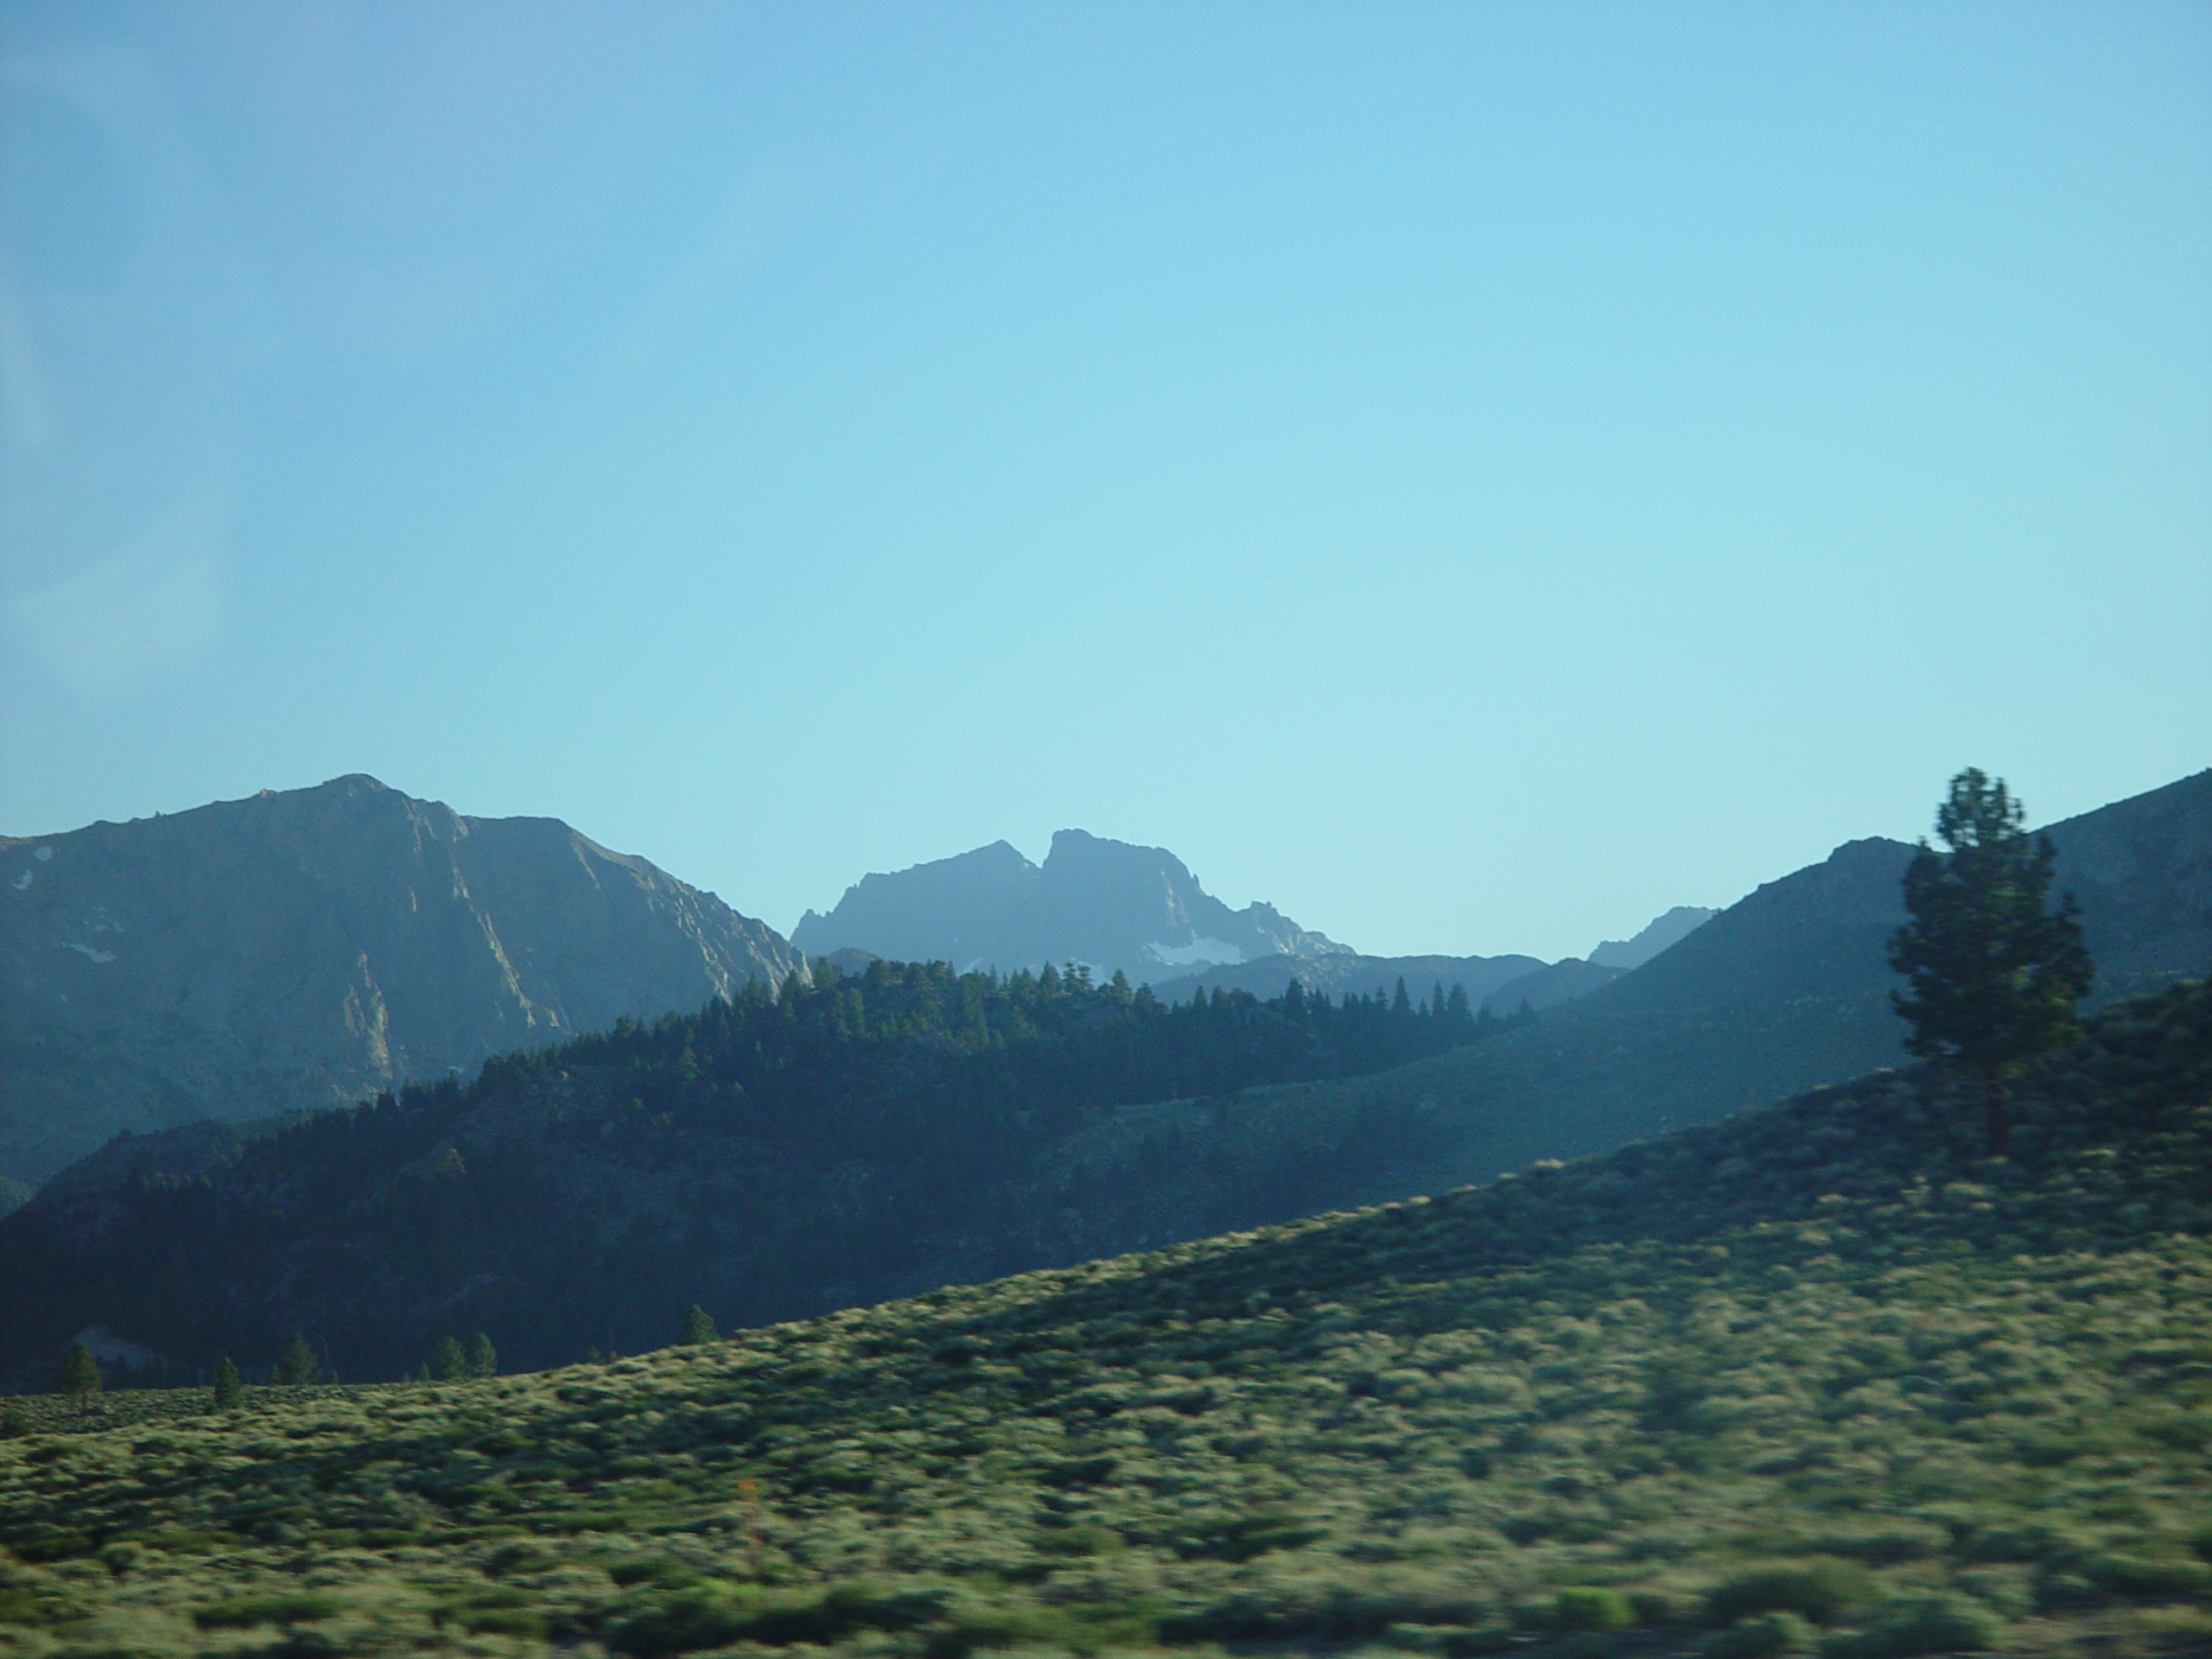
(1044, 829, 1186, 869)
(1588, 905, 1718, 971)
(251, 773, 391, 800)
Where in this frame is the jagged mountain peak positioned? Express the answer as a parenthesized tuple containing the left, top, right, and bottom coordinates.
(793, 830, 1351, 979)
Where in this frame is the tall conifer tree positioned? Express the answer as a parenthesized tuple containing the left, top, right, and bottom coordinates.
(1889, 768, 2094, 1157)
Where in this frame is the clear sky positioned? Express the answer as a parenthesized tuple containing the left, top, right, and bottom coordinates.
(3, 2, 2207, 963)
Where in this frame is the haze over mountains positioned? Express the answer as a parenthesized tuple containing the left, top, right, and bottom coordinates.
(791, 829, 1354, 982)
(1588, 904, 1719, 968)
(0, 776, 802, 1185)
(790, 830, 1713, 1017)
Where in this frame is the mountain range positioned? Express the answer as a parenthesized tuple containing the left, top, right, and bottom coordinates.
(3, 766, 2202, 1210)
(0, 776, 802, 1185)
(0, 779, 1670, 1191)
(789, 833, 1722, 1018)
(4, 768, 2202, 1389)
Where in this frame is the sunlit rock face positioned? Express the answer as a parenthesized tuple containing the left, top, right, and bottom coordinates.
(0, 775, 803, 1185)
(794, 827, 1351, 982)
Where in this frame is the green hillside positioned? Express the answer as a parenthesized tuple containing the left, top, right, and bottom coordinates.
(3, 982, 2207, 1658)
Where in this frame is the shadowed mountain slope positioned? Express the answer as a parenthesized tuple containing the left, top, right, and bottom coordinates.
(0, 961, 1496, 1388)
(1477, 956, 1624, 1014)
(1586, 769, 2210, 1018)
(1587, 903, 1718, 968)
(1069, 771, 2212, 1225)
(0, 777, 803, 1185)
(1578, 836, 1918, 1016)
(1143, 909, 1726, 1020)
(2042, 767, 2212, 989)
(793, 829, 1351, 981)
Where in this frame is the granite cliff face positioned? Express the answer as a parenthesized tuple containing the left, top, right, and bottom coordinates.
(793, 827, 1351, 981)
(0, 776, 803, 1184)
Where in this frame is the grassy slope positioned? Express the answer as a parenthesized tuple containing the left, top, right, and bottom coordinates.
(1, 984, 2208, 1659)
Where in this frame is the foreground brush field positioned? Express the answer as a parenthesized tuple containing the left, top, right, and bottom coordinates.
(2, 984, 2208, 1659)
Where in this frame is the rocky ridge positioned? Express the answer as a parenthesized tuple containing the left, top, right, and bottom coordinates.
(0, 776, 803, 1185)
(793, 828, 1351, 982)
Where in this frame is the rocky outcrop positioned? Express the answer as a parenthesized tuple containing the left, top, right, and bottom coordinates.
(794, 828, 1351, 981)
(0, 775, 803, 1184)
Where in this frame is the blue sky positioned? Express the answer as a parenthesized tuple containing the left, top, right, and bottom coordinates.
(3, 1, 2207, 961)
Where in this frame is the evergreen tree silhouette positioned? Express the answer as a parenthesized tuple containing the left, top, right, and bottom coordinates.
(1890, 768, 2093, 1157)
(60, 1341, 101, 1414)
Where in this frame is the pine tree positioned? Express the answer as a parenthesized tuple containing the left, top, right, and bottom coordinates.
(429, 1337, 467, 1381)
(211, 1356, 243, 1410)
(1889, 768, 2094, 1158)
(465, 1332, 497, 1377)
(680, 1305, 717, 1345)
(274, 1333, 319, 1386)
(60, 1341, 101, 1414)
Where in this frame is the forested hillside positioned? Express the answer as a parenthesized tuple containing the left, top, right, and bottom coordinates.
(2, 982, 2204, 1659)
(0, 959, 1494, 1386)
